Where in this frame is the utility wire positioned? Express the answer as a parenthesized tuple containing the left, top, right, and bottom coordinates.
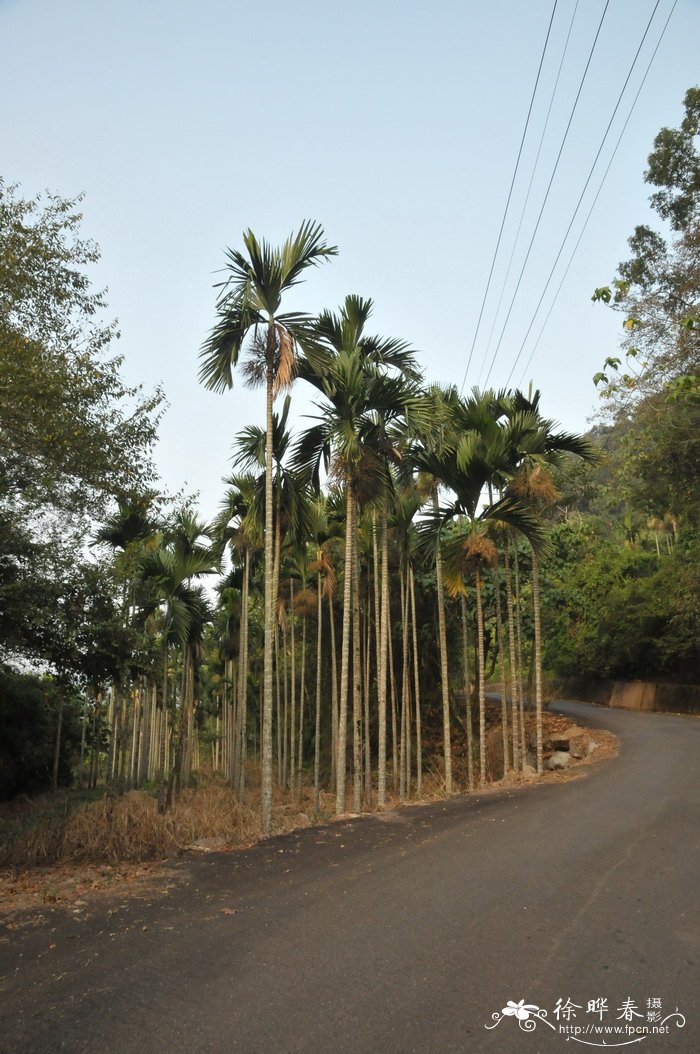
(503, 0, 665, 388)
(515, 0, 677, 391)
(477, 0, 580, 386)
(459, 0, 559, 394)
(482, 0, 611, 389)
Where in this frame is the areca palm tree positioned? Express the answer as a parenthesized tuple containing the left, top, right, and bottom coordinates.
(294, 295, 426, 811)
(137, 527, 217, 807)
(407, 385, 463, 795)
(200, 222, 337, 834)
(501, 390, 597, 772)
(418, 388, 548, 783)
(214, 472, 261, 795)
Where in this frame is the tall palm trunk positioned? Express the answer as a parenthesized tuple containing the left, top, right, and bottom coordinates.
(460, 593, 474, 790)
(399, 566, 410, 799)
(336, 480, 355, 813)
(531, 550, 544, 775)
(513, 542, 527, 762)
(371, 510, 382, 704)
(275, 627, 282, 785)
(352, 528, 362, 812)
(475, 567, 487, 784)
(503, 542, 520, 771)
(433, 490, 452, 794)
(328, 591, 338, 792)
(377, 508, 390, 806)
(313, 569, 323, 813)
(493, 558, 509, 775)
(281, 621, 289, 788)
(388, 600, 398, 793)
(159, 651, 168, 782)
(237, 549, 250, 797)
(166, 650, 190, 810)
(261, 351, 275, 836)
(363, 583, 371, 803)
(297, 610, 307, 797)
(409, 564, 422, 800)
(289, 579, 297, 794)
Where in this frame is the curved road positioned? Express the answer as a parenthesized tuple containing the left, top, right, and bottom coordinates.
(1, 702, 698, 1053)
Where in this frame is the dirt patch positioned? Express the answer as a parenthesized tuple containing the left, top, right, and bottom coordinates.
(0, 859, 180, 918)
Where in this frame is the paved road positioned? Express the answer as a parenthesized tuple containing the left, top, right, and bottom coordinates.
(1, 702, 698, 1053)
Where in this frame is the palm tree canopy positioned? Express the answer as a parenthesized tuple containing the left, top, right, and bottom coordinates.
(199, 221, 337, 393)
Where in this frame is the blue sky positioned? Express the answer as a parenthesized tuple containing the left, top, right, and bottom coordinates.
(2, 0, 698, 516)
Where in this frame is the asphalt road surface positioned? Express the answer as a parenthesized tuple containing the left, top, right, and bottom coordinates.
(1, 701, 698, 1053)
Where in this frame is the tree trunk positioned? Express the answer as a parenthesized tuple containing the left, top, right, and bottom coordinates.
(297, 611, 307, 798)
(531, 550, 544, 775)
(336, 480, 355, 813)
(313, 569, 323, 813)
(460, 593, 474, 790)
(513, 542, 527, 763)
(237, 548, 250, 798)
(275, 626, 282, 786)
(377, 507, 389, 807)
(388, 593, 398, 793)
(260, 348, 275, 835)
(166, 651, 189, 810)
(504, 542, 521, 771)
(363, 581, 371, 804)
(52, 697, 63, 793)
(399, 567, 409, 799)
(352, 527, 362, 813)
(433, 490, 452, 794)
(289, 578, 297, 794)
(328, 591, 338, 793)
(493, 558, 509, 776)
(282, 621, 289, 789)
(89, 691, 102, 789)
(409, 564, 422, 800)
(475, 567, 487, 784)
(79, 694, 89, 789)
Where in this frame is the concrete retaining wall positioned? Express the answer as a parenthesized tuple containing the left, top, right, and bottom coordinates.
(555, 676, 700, 716)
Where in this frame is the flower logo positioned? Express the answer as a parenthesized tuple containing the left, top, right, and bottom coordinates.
(502, 1000, 540, 1021)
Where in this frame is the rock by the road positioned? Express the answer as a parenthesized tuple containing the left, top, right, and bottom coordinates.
(545, 750, 571, 770)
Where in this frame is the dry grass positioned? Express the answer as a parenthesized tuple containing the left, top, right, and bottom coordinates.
(0, 784, 262, 869)
(0, 711, 617, 877)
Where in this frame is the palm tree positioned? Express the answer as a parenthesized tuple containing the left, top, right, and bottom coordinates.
(199, 222, 336, 835)
(294, 295, 426, 811)
(137, 523, 217, 807)
(418, 389, 548, 783)
(502, 390, 597, 772)
(306, 497, 336, 811)
(407, 385, 462, 795)
(214, 473, 261, 795)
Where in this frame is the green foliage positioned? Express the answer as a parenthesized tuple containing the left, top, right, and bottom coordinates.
(0, 179, 164, 516)
(541, 519, 700, 682)
(590, 87, 700, 524)
(0, 668, 81, 798)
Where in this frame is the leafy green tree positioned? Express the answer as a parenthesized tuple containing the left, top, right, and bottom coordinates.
(591, 87, 699, 522)
(0, 179, 163, 517)
(0, 668, 82, 798)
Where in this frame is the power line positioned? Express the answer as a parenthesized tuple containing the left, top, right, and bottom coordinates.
(459, 0, 559, 394)
(513, 0, 677, 390)
(477, 0, 581, 386)
(503, 0, 665, 387)
(481, 0, 611, 389)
